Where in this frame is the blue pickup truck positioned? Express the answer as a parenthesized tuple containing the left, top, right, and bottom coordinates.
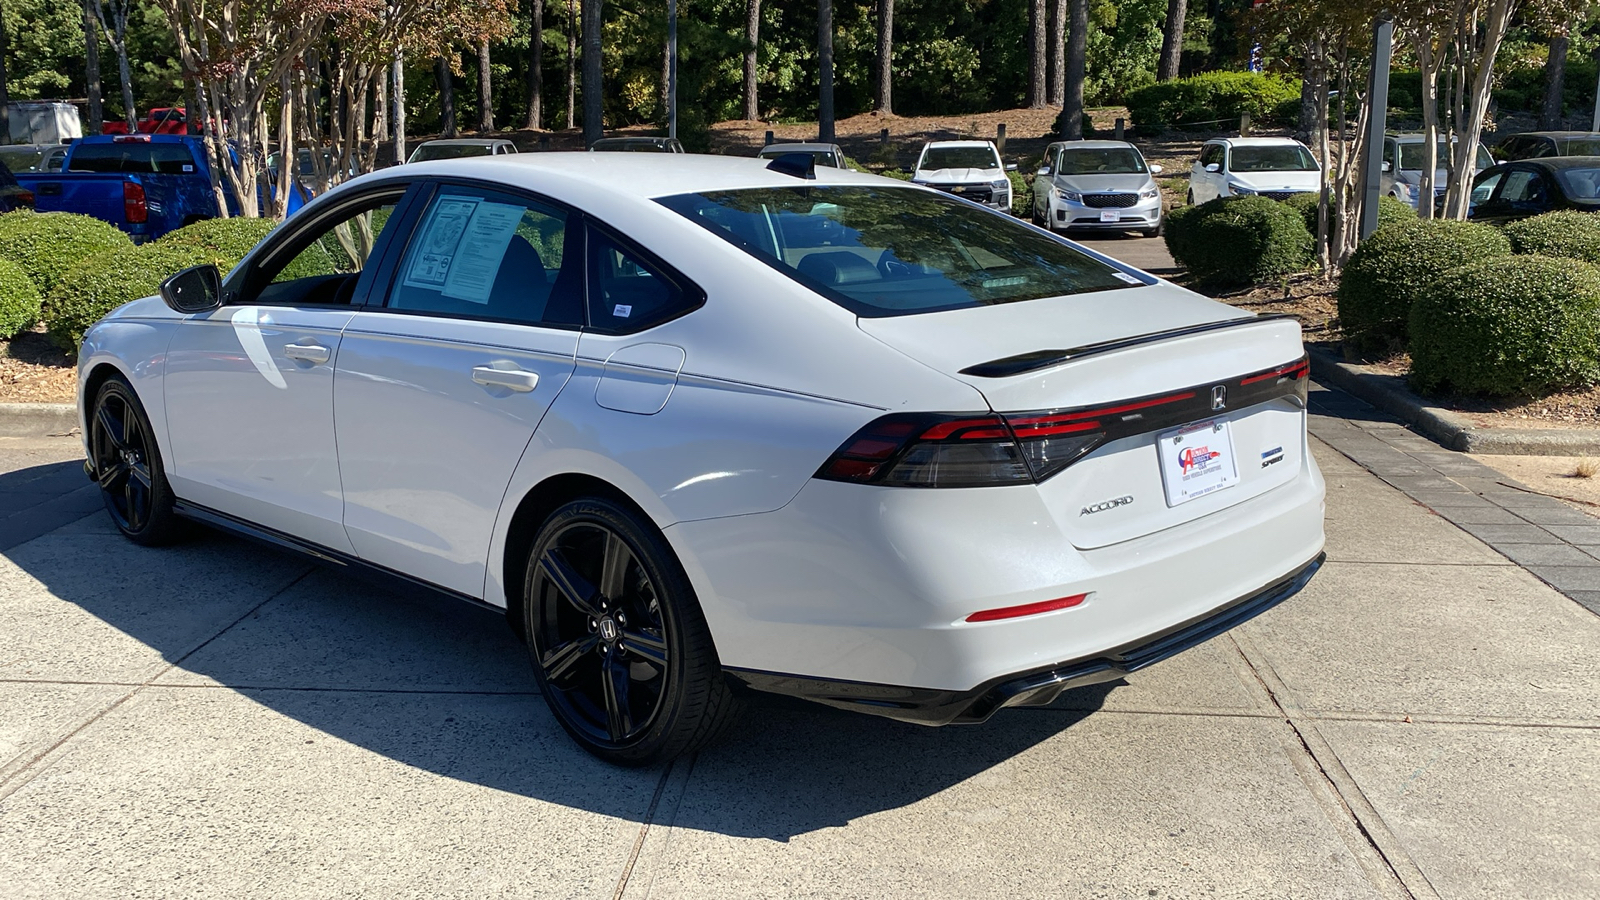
(14, 134, 306, 241)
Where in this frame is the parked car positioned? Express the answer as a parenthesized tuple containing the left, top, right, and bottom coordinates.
(0, 160, 35, 212)
(590, 136, 684, 153)
(1467, 157, 1600, 223)
(912, 140, 1016, 211)
(1031, 139, 1164, 236)
(1490, 131, 1600, 161)
(1187, 137, 1321, 205)
(101, 107, 191, 136)
(407, 138, 519, 163)
(1380, 133, 1494, 209)
(15, 134, 307, 241)
(755, 142, 848, 169)
(0, 143, 68, 173)
(78, 154, 1325, 764)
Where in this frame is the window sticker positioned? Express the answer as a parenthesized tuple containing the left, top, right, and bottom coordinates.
(182, 164, 194, 173)
(440, 201, 525, 303)
(1112, 271, 1142, 283)
(613, 304, 632, 318)
(403, 197, 480, 291)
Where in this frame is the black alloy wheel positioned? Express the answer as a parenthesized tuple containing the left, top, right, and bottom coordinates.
(524, 498, 736, 765)
(90, 377, 185, 546)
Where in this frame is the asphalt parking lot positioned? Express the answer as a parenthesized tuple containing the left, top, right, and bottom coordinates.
(1, 383, 1597, 899)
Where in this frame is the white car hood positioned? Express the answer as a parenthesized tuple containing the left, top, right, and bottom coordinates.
(1228, 170, 1322, 192)
(915, 167, 1003, 184)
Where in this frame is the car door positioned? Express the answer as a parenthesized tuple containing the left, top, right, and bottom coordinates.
(1197, 143, 1224, 201)
(163, 183, 412, 551)
(332, 182, 584, 597)
(1495, 166, 1553, 221)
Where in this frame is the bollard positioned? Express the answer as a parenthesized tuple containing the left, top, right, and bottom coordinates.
(538, 134, 550, 151)
(1114, 118, 1125, 141)
(996, 123, 1007, 155)
(880, 127, 889, 146)
(1240, 112, 1252, 136)
(764, 130, 774, 146)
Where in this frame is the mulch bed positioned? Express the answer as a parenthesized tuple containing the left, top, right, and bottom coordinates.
(0, 327, 75, 405)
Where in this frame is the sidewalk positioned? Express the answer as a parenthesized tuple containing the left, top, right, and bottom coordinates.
(0, 385, 1595, 899)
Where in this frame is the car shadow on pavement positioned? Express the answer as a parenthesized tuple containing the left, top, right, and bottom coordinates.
(7, 508, 1111, 841)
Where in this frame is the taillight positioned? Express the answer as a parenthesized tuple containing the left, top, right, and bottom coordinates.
(15, 190, 33, 207)
(123, 182, 147, 223)
(815, 411, 1106, 488)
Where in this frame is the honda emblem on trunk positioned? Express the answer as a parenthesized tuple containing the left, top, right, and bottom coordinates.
(1211, 385, 1227, 410)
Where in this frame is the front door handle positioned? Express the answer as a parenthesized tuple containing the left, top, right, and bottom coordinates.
(472, 366, 539, 392)
(284, 341, 331, 364)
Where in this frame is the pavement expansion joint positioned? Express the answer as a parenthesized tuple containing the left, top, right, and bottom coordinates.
(613, 753, 695, 900)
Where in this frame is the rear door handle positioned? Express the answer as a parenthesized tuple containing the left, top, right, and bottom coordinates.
(472, 366, 539, 392)
(284, 341, 331, 364)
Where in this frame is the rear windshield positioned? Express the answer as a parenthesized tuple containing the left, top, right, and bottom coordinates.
(658, 185, 1137, 317)
(759, 148, 841, 168)
(1557, 167, 1600, 200)
(1229, 145, 1318, 172)
(1399, 141, 1494, 171)
(1057, 147, 1147, 175)
(411, 144, 492, 161)
(919, 146, 1000, 171)
(68, 142, 196, 174)
(1558, 138, 1600, 156)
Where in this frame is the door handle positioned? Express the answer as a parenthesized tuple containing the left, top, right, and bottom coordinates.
(283, 341, 331, 364)
(472, 366, 539, 392)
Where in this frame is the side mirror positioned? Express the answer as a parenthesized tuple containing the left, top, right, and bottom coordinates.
(1036, 167, 1052, 176)
(1204, 163, 1220, 173)
(160, 264, 223, 314)
(1149, 164, 1164, 174)
(1381, 160, 1393, 172)
(1004, 163, 1018, 172)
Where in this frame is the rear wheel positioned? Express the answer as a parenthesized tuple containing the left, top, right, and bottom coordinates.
(523, 498, 737, 765)
(89, 376, 186, 546)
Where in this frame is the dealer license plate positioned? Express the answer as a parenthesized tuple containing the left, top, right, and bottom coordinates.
(1157, 418, 1240, 507)
(1100, 209, 1120, 223)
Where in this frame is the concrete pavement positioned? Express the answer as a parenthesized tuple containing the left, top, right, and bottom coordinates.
(0, 388, 1596, 899)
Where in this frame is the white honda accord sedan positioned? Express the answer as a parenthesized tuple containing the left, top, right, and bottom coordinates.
(78, 153, 1325, 764)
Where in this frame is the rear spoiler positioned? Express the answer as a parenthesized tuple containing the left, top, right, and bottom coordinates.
(958, 314, 1298, 378)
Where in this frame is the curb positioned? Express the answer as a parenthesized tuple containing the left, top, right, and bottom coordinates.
(1306, 346, 1600, 456)
(0, 402, 78, 438)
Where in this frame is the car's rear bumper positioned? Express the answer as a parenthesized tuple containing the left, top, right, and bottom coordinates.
(726, 552, 1322, 724)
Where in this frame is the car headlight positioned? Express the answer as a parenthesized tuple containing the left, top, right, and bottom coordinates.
(1140, 187, 1160, 200)
(991, 179, 1010, 191)
(1054, 188, 1083, 203)
(1228, 183, 1256, 196)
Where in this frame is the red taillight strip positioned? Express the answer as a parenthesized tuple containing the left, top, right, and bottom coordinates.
(1008, 420, 1102, 437)
(1008, 390, 1197, 427)
(966, 593, 1088, 622)
(1240, 357, 1310, 386)
(920, 416, 1007, 440)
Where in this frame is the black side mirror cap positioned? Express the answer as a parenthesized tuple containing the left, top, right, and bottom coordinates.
(160, 264, 223, 314)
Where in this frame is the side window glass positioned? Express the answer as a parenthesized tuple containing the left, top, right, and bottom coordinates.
(1499, 170, 1536, 202)
(248, 195, 399, 306)
(587, 228, 695, 332)
(388, 189, 582, 327)
(1471, 173, 1502, 205)
(1382, 142, 1395, 166)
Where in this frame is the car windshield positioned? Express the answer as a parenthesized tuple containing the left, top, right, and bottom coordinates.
(759, 148, 840, 168)
(1558, 138, 1600, 156)
(1229, 145, 1318, 172)
(596, 140, 675, 152)
(919, 146, 1000, 171)
(659, 185, 1136, 317)
(1557, 167, 1600, 200)
(68, 142, 196, 174)
(0, 147, 45, 172)
(1399, 141, 1495, 171)
(411, 144, 492, 161)
(1057, 148, 1146, 175)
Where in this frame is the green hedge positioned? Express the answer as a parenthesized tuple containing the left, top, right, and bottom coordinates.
(43, 244, 214, 351)
(1337, 218, 1511, 357)
(1409, 255, 1600, 397)
(1281, 192, 1414, 236)
(1502, 210, 1600, 264)
(1126, 71, 1301, 134)
(158, 217, 278, 272)
(0, 257, 42, 339)
(1162, 195, 1313, 286)
(0, 211, 132, 295)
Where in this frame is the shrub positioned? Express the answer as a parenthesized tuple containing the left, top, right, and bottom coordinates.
(159, 217, 278, 272)
(1007, 169, 1030, 216)
(1281, 192, 1414, 236)
(42, 243, 214, 351)
(0, 211, 132, 295)
(1126, 71, 1301, 133)
(0, 257, 43, 339)
(1162, 202, 1205, 270)
(1337, 218, 1511, 356)
(1502, 209, 1600, 264)
(1163, 195, 1313, 286)
(1409, 255, 1600, 397)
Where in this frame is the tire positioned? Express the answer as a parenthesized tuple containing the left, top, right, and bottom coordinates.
(1143, 219, 1163, 238)
(1186, 189, 1195, 206)
(522, 497, 737, 765)
(88, 376, 187, 546)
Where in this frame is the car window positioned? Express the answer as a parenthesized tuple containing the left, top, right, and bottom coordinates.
(1557, 138, 1600, 156)
(1057, 148, 1146, 175)
(243, 193, 401, 305)
(1471, 172, 1503, 205)
(1199, 145, 1222, 167)
(1498, 169, 1543, 203)
(919, 146, 1001, 170)
(586, 227, 696, 332)
(388, 187, 582, 327)
(68, 141, 197, 174)
(1556, 167, 1600, 200)
(1228, 144, 1319, 172)
(1382, 141, 1396, 166)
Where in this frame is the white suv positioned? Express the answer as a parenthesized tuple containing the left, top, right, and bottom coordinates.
(912, 140, 1015, 211)
(1187, 137, 1322, 205)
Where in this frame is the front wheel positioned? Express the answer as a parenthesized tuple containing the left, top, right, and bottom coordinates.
(89, 376, 186, 546)
(523, 497, 737, 765)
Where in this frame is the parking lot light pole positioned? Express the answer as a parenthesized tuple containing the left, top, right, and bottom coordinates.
(668, 0, 678, 141)
(1359, 15, 1394, 240)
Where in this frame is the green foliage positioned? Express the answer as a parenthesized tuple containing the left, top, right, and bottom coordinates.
(1281, 192, 1413, 236)
(1007, 170, 1030, 216)
(158, 217, 278, 273)
(1409, 255, 1600, 397)
(1503, 210, 1600, 264)
(877, 168, 915, 181)
(42, 244, 214, 351)
(1162, 195, 1313, 286)
(1337, 218, 1512, 357)
(0, 211, 134, 296)
(0, 257, 43, 340)
(1126, 71, 1302, 133)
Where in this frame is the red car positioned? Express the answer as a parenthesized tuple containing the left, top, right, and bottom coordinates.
(100, 108, 189, 136)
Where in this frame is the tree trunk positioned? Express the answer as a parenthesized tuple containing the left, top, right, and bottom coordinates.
(567, 0, 577, 129)
(581, 0, 602, 146)
(1158, 0, 1186, 82)
(275, 69, 294, 220)
(0, 3, 10, 144)
(437, 57, 457, 138)
(478, 41, 494, 133)
(1540, 32, 1568, 131)
(1444, 0, 1516, 219)
(1048, 0, 1065, 107)
(743, 0, 760, 120)
(526, 0, 544, 129)
(874, 0, 892, 115)
(392, 50, 406, 165)
(82, 0, 103, 132)
(1027, 0, 1046, 108)
(818, 0, 834, 142)
(1060, 0, 1086, 139)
